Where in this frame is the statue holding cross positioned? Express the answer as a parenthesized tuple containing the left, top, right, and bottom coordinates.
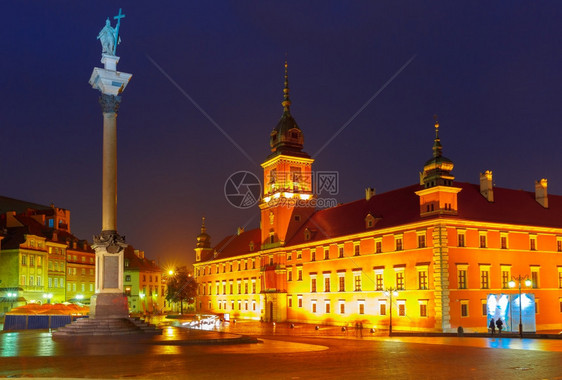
(97, 9, 125, 56)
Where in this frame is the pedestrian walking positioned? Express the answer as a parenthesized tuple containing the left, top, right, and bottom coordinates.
(496, 318, 503, 334)
(489, 319, 496, 335)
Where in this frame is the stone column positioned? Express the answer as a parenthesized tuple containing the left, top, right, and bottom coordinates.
(88, 54, 132, 319)
(100, 94, 120, 233)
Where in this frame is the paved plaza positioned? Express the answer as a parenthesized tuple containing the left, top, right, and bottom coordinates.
(1, 319, 562, 379)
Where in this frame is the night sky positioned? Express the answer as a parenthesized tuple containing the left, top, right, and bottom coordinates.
(2, 2, 561, 268)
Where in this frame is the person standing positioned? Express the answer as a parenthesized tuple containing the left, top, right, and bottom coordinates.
(489, 319, 496, 335)
(496, 318, 503, 334)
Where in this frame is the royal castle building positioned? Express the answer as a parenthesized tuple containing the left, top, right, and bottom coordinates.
(193, 64, 562, 333)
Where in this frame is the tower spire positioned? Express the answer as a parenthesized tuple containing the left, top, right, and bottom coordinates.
(200, 216, 206, 234)
(432, 114, 442, 158)
(282, 60, 291, 113)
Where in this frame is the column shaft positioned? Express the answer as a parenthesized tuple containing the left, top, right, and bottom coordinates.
(102, 111, 117, 232)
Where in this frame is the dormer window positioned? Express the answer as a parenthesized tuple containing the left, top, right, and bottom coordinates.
(304, 228, 311, 241)
(249, 241, 255, 252)
(365, 213, 375, 229)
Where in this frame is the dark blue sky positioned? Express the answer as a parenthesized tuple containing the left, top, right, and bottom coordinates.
(2, 2, 561, 267)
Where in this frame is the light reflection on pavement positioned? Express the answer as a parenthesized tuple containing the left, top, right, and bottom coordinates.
(381, 336, 562, 352)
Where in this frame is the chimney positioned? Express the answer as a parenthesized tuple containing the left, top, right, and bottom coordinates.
(237, 227, 245, 236)
(365, 188, 375, 201)
(535, 178, 548, 208)
(479, 171, 494, 202)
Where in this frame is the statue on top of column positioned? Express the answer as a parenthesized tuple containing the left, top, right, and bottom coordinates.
(96, 9, 125, 56)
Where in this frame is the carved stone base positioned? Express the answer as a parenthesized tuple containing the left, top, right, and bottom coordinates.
(90, 293, 129, 319)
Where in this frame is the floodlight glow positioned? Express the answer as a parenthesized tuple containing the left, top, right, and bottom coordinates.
(508, 280, 516, 288)
(524, 279, 532, 287)
(263, 196, 271, 203)
(299, 194, 311, 200)
(273, 193, 281, 199)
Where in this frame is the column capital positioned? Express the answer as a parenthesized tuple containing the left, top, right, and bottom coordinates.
(93, 230, 127, 254)
(99, 94, 122, 114)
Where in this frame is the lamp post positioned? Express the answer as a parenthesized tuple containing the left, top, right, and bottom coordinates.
(384, 287, 399, 336)
(43, 293, 53, 304)
(7, 292, 16, 309)
(508, 275, 532, 338)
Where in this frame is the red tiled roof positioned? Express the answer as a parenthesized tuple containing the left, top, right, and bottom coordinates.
(202, 228, 261, 262)
(124, 246, 162, 272)
(204, 182, 562, 261)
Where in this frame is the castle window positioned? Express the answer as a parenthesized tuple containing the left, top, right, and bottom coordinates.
(479, 232, 487, 248)
(460, 300, 469, 317)
(457, 265, 468, 289)
(338, 246, 344, 258)
(480, 266, 490, 289)
(375, 239, 382, 253)
(419, 301, 428, 317)
(294, 215, 301, 222)
(417, 232, 426, 248)
(324, 248, 329, 260)
(530, 235, 537, 251)
(501, 233, 508, 249)
(395, 236, 403, 251)
(557, 237, 562, 252)
(354, 243, 360, 256)
(311, 250, 316, 261)
(501, 265, 511, 289)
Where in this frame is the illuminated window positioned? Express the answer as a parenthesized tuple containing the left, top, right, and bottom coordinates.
(397, 300, 406, 316)
(480, 266, 490, 289)
(457, 265, 468, 289)
(297, 251, 302, 260)
(395, 268, 405, 290)
(231, 300, 235, 310)
(501, 265, 511, 289)
(325, 300, 330, 313)
(324, 275, 331, 292)
(530, 235, 537, 251)
(460, 300, 469, 317)
(458, 231, 465, 247)
(375, 239, 382, 253)
(30, 256, 35, 266)
(354, 243, 360, 256)
(288, 269, 293, 282)
(311, 300, 317, 313)
(238, 300, 241, 310)
(298, 295, 303, 308)
(21, 255, 27, 265)
(418, 270, 428, 290)
(339, 300, 345, 314)
(353, 272, 362, 291)
(501, 233, 508, 249)
(216, 283, 220, 295)
(288, 252, 293, 261)
(252, 279, 256, 294)
(244, 281, 249, 294)
(298, 268, 303, 281)
(245, 301, 248, 310)
(125, 275, 131, 282)
(419, 300, 428, 317)
(229, 281, 233, 294)
(252, 300, 256, 311)
(375, 269, 384, 291)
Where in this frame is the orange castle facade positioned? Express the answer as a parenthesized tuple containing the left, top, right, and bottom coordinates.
(193, 67, 562, 333)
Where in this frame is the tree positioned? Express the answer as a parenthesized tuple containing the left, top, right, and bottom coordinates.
(166, 266, 197, 314)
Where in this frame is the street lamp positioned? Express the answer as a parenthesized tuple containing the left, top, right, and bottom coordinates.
(508, 275, 532, 338)
(383, 287, 399, 336)
(7, 292, 17, 309)
(42, 293, 53, 304)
